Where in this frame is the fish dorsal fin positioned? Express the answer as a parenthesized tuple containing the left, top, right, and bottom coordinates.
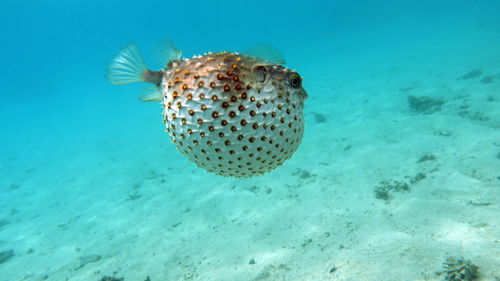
(154, 39, 182, 68)
(243, 44, 286, 65)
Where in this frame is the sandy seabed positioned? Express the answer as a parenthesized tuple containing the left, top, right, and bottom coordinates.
(1, 29, 499, 281)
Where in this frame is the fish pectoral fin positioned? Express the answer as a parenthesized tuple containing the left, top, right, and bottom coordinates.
(243, 44, 286, 65)
(139, 87, 163, 102)
(154, 39, 182, 68)
(107, 43, 148, 85)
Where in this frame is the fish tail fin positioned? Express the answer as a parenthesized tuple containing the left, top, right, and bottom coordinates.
(107, 43, 162, 86)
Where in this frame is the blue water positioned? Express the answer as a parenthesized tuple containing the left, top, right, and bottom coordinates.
(1, 1, 500, 280)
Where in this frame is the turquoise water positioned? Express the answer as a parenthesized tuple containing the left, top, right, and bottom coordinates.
(1, 1, 499, 280)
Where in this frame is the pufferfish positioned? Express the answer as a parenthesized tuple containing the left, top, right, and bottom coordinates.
(107, 40, 307, 177)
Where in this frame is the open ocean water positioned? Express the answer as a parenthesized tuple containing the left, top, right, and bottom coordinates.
(1, 0, 499, 280)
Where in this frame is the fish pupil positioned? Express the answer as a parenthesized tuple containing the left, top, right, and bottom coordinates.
(289, 73, 302, 88)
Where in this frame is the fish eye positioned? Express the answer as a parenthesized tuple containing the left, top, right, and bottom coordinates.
(288, 73, 302, 88)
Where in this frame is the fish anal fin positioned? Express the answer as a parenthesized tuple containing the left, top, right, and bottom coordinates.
(140, 87, 163, 102)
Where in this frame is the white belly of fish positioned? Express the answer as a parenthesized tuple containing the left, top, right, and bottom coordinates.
(161, 81, 304, 178)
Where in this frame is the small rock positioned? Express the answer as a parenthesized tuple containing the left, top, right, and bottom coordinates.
(329, 266, 337, 273)
(438, 256, 479, 281)
(417, 153, 436, 163)
(249, 258, 256, 265)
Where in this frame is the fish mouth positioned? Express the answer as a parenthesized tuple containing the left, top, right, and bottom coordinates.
(298, 89, 308, 99)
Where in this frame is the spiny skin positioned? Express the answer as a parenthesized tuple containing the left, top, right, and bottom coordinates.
(162, 52, 307, 177)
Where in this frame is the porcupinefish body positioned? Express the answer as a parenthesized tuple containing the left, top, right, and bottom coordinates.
(107, 40, 307, 177)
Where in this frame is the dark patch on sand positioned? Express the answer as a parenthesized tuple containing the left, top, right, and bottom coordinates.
(314, 113, 327, 123)
(374, 180, 410, 201)
(408, 95, 445, 114)
(0, 219, 11, 230)
(0, 249, 14, 264)
(75, 254, 101, 270)
(480, 75, 494, 84)
(374, 172, 427, 201)
(417, 153, 437, 163)
(99, 277, 124, 281)
(459, 69, 482, 80)
(293, 169, 315, 180)
(458, 110, 490, 122)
